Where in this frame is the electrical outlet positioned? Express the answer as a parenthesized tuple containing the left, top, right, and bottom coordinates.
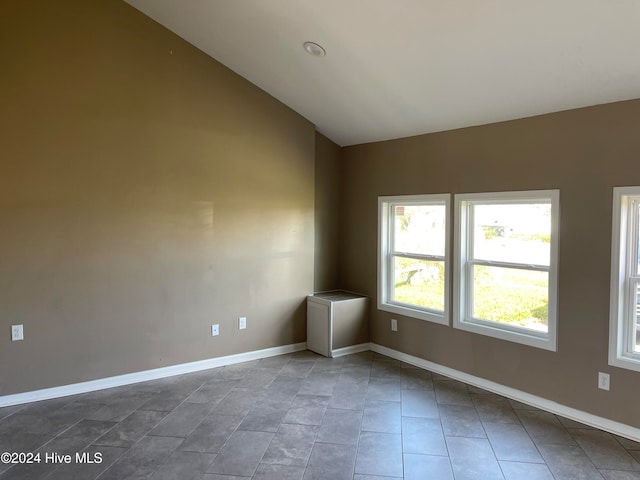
(391, 319, 398, 332)
(239, 316, 247, 330)
(598, 372, 610, 391)
(211, 324, 219, 336)
(11, 324, 24, 341)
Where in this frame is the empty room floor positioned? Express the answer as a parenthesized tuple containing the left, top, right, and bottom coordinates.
(0, 351, 639, 480)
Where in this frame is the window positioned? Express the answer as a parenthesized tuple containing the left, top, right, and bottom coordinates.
(609, 186, 640, 371)
(454, 190, 559, 350)
(378, 194, 450, 324)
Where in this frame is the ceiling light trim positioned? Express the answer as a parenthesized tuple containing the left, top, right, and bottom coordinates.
(303, 41, 326, 57)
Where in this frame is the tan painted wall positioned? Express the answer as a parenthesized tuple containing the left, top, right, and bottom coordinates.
(314, 133, 342, 292)
(341, 99, 640, 428)
(0, 0, 315, 395)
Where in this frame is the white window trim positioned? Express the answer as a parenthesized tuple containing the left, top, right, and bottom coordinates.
(453, 190, 560, 351)
(378, 194, 450, 325)
(609, 186, 640, 372)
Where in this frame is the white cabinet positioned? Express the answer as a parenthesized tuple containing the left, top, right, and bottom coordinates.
(307, 291, 368, 358)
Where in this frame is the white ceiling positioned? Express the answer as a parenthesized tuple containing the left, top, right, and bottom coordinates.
(125, 0, 640, 146)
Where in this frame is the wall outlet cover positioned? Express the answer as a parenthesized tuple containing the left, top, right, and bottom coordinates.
(11, 324, 24, 341)
(239, 317, 247, 330)
(598, 372, 610, 391)
(211, 324, 219, 336)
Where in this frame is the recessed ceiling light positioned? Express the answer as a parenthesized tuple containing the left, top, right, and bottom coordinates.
(303, 41, 326, 57)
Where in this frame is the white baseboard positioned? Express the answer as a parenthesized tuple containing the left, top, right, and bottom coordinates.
(370, 343, 640, 442)
(0, 342, 307, 408)
(332, 343, 372, 358)
(4, 340, 639, 442)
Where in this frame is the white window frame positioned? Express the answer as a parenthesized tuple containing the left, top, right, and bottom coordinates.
(609, 186, 640, 371)
(453, 190, 560, 351)
(378, 194, 450, 325)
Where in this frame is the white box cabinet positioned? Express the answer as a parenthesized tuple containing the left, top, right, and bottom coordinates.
(307, 290, 368, 358)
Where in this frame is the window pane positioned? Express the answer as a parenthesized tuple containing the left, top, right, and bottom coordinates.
(472, 265, 548, 332)
(472, 203, 551, 265)
(392, 257, 445, 312)
(637, 205, 640, 275)
(634, 283, 640, 353)
(393, 204, 446, 256)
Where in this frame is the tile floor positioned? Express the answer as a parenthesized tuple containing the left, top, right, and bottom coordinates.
(0, 350, 639, 479)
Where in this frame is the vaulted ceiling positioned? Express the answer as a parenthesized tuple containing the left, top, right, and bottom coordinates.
(125, 0, 640, 146)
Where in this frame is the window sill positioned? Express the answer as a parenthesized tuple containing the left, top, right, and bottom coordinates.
(378, 301, 448, 326)
(609, 353, 640, 373)
(453, 318, 557, 351)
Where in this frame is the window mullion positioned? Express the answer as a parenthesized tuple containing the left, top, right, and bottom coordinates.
(388, 203, 396, 252)
(469, 259, 549, 272)
(468, 202, 476, 262)
(391, 252, 445, 262)
(466, 202, 473, 320)
(387, 203, 396, 302)
(628, 200, 640, 283)
(466, 261, 474, 321)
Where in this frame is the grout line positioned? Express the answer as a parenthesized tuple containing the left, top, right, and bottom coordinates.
(4, 350, 639, 479)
